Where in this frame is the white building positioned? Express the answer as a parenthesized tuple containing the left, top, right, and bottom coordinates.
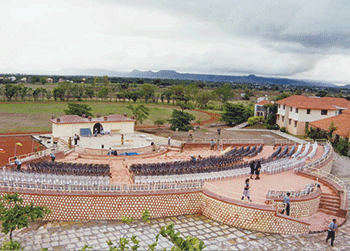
(50, 114, 135, 138)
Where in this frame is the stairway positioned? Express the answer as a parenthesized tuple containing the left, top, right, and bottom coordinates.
(318, 193, 341, 216)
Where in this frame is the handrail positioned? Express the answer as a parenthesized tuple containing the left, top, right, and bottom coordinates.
(8, 147, 63, 165)
(0, 180, 203, 194)
(266, 183, 318, 199)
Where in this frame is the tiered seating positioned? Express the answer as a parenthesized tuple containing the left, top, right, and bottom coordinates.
(0, 171, 109, 186)
(307, 142, 318, 159)
(130, 155, 243, 176)
(248, 145, 263, 157)
(134, 158, 267, 184)
(262, 157, 306, 175)
(292, 144, 303, 158)
(268, 146, 281, 159)
(299, 142, 311, 158)
(284, 145, 296, 157)
(276, 146, 289, 158)
(28, 161, 110, 177)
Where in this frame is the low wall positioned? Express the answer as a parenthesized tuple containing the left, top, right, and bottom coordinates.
(272, 188, 322, 218)
(201, 192, 310, 235)
(78, 148, 169, 160)
(83, 144, 155, 155)
(0, 189, 310, 235)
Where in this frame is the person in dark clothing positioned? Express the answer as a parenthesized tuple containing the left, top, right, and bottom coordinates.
(255, 160, 261, 180)
(326, 219, 337, 247)
(281, 192, 291, 216)
(250, 161, 255, 179)
(50, 152, 56, 162)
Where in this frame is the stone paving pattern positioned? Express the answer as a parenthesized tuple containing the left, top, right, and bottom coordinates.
(1, 153, 349, 250)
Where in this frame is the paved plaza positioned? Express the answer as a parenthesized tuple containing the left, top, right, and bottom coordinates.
(0, 153, 348, 250)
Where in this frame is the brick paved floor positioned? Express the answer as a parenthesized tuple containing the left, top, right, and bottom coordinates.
(1, 153, 349, 250)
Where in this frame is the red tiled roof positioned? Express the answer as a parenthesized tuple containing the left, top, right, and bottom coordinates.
(257, 100, 273, 106)
(50, 114, 135, 124)
(310, 113, 350, 138)
(276, 95, 350, 110)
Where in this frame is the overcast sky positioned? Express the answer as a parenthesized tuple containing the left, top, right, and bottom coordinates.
(1, 0, 350, 83)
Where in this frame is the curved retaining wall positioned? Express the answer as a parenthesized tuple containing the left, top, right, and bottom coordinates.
(0, 189, 310, 235)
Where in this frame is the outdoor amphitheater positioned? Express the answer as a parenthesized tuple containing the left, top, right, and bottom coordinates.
(0, 129, 348, 237)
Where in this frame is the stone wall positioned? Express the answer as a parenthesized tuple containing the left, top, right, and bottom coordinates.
(200, 193, 310, 235)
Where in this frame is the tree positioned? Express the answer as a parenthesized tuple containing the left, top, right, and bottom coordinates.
(127, 104, 150, 124)
(85, 88, 94, 99)
(142, 84, 156, 103)
(64, 103, 93, 117)
(4, 84, 18, 101)
(275, 93, 291, 101)
(168, 109, 195, 131)
(52, 87, 66, 101)
(154, 118, 166, 128)
(195, 92, 213, 108)
(215, 83, 234, 103)
(125, 90, 141, 103)
(102, 75, 109, 86)
(39, 77, 47, 85)
(221, 103, 252, 126)
(19, 86, 28, 100)
(334, 138, 350, 156)
(97, 87, 109, 100)
(0, 193, 50, 241)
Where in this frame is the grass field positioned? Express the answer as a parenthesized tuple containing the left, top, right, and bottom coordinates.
(0, 101, 211, 133)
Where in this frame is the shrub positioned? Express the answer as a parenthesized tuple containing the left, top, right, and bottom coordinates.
(247, 116, 264, 126)
(280, 127, 287, 133)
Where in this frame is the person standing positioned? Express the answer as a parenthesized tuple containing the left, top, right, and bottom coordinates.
(68, 137, 72, 149)
(241, 178, 252, 202)
(255, 160, 261, 180)
(74, 134, 78, 145)
(50, 152, 56, 162)
(168, 135, 171, 146)
(210, 139, 215, 150)
(281, 192, 291, 216)
(326, 219, 337, 247)
(250, 161, 255, 179)
(14, 157, 21, 171)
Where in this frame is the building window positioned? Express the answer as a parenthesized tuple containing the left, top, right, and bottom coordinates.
(282, 116, 284, 122)
(290, 107, 293, 112)
(283, 105, 285, 110)
(294, 121, 298, 127)
(296, 108, 299, 113)
(307, 109, 311, 114)
(339, 109, 343, 115)
(321, 110, 328, 115)
(279, 104, 281, 109)
(277, 115, 280, 120)
(289, 119, 291, 125)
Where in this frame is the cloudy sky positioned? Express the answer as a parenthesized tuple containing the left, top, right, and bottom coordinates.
(1, 0, 350, 83)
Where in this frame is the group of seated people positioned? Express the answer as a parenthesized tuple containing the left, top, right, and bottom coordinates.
(26, 161, 111, 177)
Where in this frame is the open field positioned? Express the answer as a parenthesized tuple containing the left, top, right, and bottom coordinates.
(0, 101, 211, 133)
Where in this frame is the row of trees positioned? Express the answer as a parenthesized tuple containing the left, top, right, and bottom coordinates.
(0, 82, 237, 108)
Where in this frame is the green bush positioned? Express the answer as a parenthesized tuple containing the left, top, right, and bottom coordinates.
(334, 138, 350, 156)
(0, 240, 23, 250)
(247, 116, 264, 126)
(280, 127, 287, 133)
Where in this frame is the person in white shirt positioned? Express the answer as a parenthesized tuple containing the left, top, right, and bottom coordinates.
(14, 157, 21, 171)
(326, 219, 337, 247)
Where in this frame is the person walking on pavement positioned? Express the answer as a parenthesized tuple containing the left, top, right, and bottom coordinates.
(250, 161, 255, 179)
(241, 178, 252, 202)
(14, 157, 21, 171)
(168, 135, 171, 146)
(281, 192, 291, 216)
(326, 219, 337, 247)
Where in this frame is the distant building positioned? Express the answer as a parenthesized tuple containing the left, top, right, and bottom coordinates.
(20, 77, 27, 83)
(47, 78, 53, 83)
(254, 98, 274, 118)
(50, 114, 136, 138)
(276, 95, 350, 135)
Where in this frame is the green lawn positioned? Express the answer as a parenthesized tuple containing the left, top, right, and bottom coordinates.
(0, 101, 211, 133)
